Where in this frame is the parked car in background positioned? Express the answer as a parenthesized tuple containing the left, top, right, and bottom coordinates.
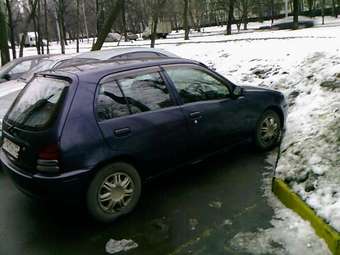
(0, 55, 49, 83)
(261, 16, 315, 30)
(126, 32, 138, 41)
(18, 32, 39, 47)
(0, 57, 287, 223)
(142, 18, 172, 39)
(105, 32, 122, 42)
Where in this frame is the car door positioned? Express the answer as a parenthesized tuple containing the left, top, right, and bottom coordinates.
(162, 65, 249, 159)
(95, 67, 189, 177)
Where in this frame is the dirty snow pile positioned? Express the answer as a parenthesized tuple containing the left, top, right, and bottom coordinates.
(274, 52, 340, 231)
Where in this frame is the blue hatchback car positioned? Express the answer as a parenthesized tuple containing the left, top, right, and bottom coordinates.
(1, 58, 287, 222)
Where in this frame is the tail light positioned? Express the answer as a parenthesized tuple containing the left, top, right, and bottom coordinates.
(37, 144, 60, 173)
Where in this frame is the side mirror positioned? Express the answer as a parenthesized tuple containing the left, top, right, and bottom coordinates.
(3, 74, 11, 81)
(232, 86, 243, 98)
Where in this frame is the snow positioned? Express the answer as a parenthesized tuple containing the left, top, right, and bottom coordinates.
(105, 239, 138, 254)
(1, 15, 340, 252)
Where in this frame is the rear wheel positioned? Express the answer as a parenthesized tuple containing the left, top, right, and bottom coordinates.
(254, 110, 282, 151)
(86, 162, 141, 223)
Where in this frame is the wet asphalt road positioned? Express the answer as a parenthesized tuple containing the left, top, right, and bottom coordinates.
(0, 145, 276, 255)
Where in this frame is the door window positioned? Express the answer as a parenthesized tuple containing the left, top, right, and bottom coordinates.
(117, 71, 174, 114)
(164, 67, 230, 104)
(96, 80, 130, 121)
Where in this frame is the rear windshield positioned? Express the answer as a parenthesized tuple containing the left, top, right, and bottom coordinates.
(6, 76, 69, 130)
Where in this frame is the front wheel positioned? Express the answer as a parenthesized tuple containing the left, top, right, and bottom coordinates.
(254, 110, 282, 151)
(86, 162, 142, 223)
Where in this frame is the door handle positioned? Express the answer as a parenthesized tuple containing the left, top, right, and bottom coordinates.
(189, 111, 202, 119)
(114, 127, 131, 137)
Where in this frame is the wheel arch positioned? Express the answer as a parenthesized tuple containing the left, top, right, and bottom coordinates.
(89, 155, 145, 182)
(264, 105, 284, 126)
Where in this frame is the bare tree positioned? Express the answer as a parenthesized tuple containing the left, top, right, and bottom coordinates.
(321, 0, 325, 24)
(55, 0, 66, 53)
(5, 0, 16, 59)
(76, 0, 80, 52)
(19, 0, 39, 57)
(183, 0, 189, 40)
(82, 0, 89, 41)
(0, 0, 10, 65)
(44, 0, 50, 54)
(293, 0, 299, 29)
(92, 0, 124, 51)
(226, 0, 235, 35)
(150, 0, 167, 48)
(122, 0, 128, 41)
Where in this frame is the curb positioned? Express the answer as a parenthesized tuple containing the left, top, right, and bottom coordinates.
(272, 178, 340, 255)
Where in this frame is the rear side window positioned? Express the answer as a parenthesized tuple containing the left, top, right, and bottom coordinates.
(6, 76, 69, 130)
(117, 72, 174, 113)
(96, 80, 130, 121)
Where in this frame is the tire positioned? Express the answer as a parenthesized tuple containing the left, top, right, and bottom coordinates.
(86, 162, 142, 223)
(254, 110, 283, 151)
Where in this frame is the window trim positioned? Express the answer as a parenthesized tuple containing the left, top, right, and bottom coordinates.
(161, 64, 233, 105)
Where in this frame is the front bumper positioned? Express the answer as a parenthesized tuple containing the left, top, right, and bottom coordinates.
(1, 150, 92, 199)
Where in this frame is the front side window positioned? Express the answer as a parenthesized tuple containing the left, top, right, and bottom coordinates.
(96, 79, 130, 121)
(164, 67, 230, 104)
(6, 76, 69, 130)
(117, 71, 173, 113)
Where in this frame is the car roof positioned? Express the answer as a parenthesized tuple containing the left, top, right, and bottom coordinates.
(77, 47, 179, 60)
(42, 58, 203, 84)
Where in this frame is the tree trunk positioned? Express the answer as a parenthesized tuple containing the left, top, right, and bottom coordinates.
(293, 0, 299, 29)
(243, 0, 248, 30)
(0, 1, 10, 65)
(76, 0, 80, 53)
(271, 0, 275, 24)
(55, 0, 66, 54)
(33, 16, 41, 54)
(82, 0, 89, 42)
(5, 0, 16, 59)
(321, 0, 325, 25)
(122, 0, 128, 42)
(183, 0, 189, 40)
(150, 15, 158, 48)
(19, 0, 39, 57)
(226, 0, 235, 35)
(92, 0, 123, 51)
(332, 0, 337, 18)
(44, 0, 50, 54)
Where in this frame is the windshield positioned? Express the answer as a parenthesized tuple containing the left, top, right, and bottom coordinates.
(20, 60, 55, 81)
(6, 76, 69, 130)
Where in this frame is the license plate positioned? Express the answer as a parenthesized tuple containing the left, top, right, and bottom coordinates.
(2, 138, 20, 159)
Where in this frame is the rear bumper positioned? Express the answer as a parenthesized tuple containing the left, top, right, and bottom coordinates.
(0, 150, 92, 199)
